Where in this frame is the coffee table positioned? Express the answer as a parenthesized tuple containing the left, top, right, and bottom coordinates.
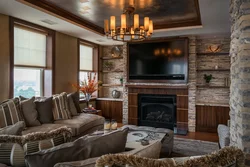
(91, 125, 174, 156)
(119, 125, 174, 155)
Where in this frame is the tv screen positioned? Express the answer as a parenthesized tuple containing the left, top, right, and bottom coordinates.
(128, 38, 188, 83)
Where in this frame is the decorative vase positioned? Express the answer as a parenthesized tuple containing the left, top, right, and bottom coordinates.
(112, 90, 120, 98)
(85, 93, 91, 108)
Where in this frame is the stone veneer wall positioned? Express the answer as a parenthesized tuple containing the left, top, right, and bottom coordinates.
(196, 37, 231, 105)
(188, 36, 197, 132)
(230, 0, 250, 165)
(101, 36, 230, 132)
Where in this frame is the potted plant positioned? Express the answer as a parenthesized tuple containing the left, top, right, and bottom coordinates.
(204, 74, 214, 85)
(103, 61, 113, 71)
(72, 73, 102, 108)
(119, 77, 123, 85)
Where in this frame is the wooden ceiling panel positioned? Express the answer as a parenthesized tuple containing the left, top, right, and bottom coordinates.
(18, 0, 201, 35)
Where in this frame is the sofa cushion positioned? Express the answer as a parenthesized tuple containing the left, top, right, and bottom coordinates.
(22, 124, 66, 135)
(54, 140, 162, 167)
(25, 128, 129, 167)
(0, 121, 25, 136)
(67, 94, 79, 116)
(0, 98, 23, 128)
(68, 92, 81, 113)
(53, 93, 71, 120)
(54, 113, 104, 136)
(20, 97, 41, 127)
(35, 97, 54, 124)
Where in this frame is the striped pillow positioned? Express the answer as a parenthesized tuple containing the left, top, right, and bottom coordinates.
(0, 98, 23, 128)
(52, 92, 71, 120)
(23, 135, 66, 154)
(0, 143, 25, 167)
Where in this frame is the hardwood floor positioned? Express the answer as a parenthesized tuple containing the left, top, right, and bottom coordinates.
(175, 132, 219, 143)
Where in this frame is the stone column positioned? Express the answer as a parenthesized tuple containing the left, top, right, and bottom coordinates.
(230, 0, 250, 165)
(122, 43, 128, 124)
(188, 36, 197, 132)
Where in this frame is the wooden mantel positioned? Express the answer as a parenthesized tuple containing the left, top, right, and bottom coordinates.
(125, 84, 188, 89)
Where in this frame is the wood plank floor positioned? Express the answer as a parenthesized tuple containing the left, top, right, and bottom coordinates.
(175, 132, 219, 143)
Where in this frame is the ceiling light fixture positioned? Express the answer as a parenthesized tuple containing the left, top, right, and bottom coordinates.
(104, 4, 153, 42)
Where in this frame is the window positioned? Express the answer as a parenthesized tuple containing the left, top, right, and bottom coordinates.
(13, 26, 47, 98)
(80, 44, 93, 71)
(79, 43, 97, 98)
(14, 68, 43, 98)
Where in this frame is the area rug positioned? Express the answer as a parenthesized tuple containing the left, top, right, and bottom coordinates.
(164, 137, 219, 158)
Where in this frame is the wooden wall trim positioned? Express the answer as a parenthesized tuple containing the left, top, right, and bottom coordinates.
(9, 17, 14, 98)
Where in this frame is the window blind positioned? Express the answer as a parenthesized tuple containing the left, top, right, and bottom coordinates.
(80, 44, 93, 71)
(14, 27, 46, 67)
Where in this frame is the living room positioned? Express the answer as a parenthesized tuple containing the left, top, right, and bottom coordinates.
(0, 0, 248, 167)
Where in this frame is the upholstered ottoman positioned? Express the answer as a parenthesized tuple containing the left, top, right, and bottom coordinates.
(120, 125, 174, 156)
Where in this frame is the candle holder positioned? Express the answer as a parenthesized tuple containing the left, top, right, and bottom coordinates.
(104, 119, 111, 133)
(111, 119, 118, 130)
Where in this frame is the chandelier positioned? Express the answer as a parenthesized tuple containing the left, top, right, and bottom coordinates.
(104, 6, 153, 42)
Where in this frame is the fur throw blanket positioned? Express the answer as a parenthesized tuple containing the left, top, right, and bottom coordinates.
(96, 146, 245, 167)
(0, 126, 72, 146)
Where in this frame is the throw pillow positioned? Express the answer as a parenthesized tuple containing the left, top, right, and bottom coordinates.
(52, 92, 71, 120)
(35, 97, 54, 124)
(0, 121, 25, 136)
(67, 94, 78, 116)
(0, 143, 25, 167)
(23, 126, 72, 154)
(68, 92, 81, 113)
(0, 98, 23, 128)
(25, 128, 129, 167)
(20, 97, 41, 127)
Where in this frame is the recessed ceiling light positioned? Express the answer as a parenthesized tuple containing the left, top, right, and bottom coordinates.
(41, 19, 57, 25)
(80, 0, 89, 3)
(96, 39, 105, 42)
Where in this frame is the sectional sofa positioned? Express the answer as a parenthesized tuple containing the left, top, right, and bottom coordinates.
(0, 92, 105, 139)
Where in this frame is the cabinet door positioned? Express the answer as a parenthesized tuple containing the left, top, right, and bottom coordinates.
(110, 101, 123, 123)
(196, 105, 229, 132)
(96, 100, 111, 119)
(96, 100, 123, 123)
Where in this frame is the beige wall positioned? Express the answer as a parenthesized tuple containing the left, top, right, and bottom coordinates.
(0, 14, 10, 102)
(54, 32, 78, 94)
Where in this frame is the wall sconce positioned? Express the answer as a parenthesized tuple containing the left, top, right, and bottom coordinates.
(207, 44, 222, 53)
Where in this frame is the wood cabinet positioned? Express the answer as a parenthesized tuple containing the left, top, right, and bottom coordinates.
(196, 105, 230, 133)
(96, 100, 123, 123)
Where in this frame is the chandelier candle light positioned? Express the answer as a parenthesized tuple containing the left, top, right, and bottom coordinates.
(104, 6, 153, 42)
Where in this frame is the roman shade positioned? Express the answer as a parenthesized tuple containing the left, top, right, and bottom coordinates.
(80, 44, 93, 71)
(14, 26, 46, 67)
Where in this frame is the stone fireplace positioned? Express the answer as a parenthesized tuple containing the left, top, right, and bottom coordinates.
(138, 94, 176, 130)
(122, 37, 197, 132)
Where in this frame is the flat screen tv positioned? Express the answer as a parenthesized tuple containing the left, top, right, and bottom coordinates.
(128, 38, 188, 83)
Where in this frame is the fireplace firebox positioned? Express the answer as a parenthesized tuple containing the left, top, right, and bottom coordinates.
(138, 94, 176, 130)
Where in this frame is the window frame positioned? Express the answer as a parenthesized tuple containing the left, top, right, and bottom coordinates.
(10, 17, 55, 98)
(78, 39, 99, 100)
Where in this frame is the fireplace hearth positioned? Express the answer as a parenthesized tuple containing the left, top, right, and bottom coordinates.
(138, 94, 176, 130)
